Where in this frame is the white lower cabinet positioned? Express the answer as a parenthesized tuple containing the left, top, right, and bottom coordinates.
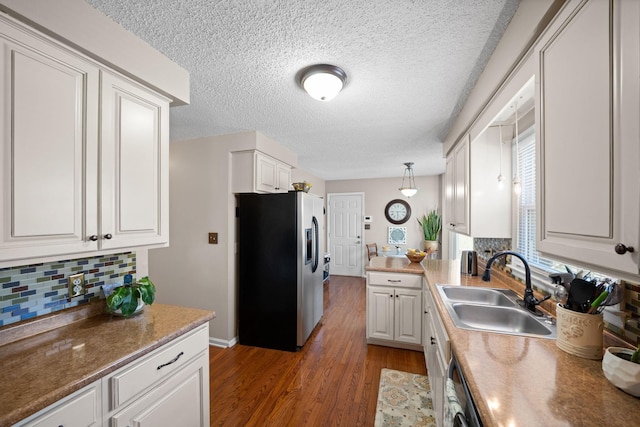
(366, 272, 422, 350)
(14, 380, 102, 427)
(108, 352, 208, 427)
(104, 324, 210, 427)
(423, 282, 450, 427)
(13, 324, 209, 427)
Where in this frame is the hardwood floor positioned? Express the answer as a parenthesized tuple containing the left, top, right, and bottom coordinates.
(209, 275, 427, 426)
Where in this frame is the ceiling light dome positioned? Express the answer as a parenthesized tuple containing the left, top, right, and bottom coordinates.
(300, 64, 347, 101)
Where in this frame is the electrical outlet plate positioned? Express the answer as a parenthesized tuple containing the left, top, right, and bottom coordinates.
(68, 273, 86, 298)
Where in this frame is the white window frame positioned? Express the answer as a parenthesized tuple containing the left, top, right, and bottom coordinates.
(509, 127, 559, 295)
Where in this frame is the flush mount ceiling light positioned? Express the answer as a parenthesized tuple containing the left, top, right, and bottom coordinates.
(300, 64, 347, 101)
(399, 162, 418, 198)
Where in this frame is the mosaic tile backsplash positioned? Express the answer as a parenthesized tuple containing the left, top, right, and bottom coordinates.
(474, 238, 512, 264)
(0, 252, 136, 327)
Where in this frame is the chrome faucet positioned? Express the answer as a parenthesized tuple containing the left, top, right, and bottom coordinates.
(482, 251, 550, 314)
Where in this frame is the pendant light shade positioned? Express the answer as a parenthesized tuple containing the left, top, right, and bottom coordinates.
(300, 64, 347, 101)
(399, 162, 418, 198)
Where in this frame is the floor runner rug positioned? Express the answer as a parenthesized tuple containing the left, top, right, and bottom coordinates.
(374, 368, 436, 427)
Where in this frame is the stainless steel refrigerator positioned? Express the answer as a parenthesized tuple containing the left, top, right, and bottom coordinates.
(237, 191, 324, 351)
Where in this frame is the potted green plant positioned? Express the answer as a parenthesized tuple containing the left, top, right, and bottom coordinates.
(106, 276, 156, 317)
(602, 344, 640, 397)
(417, 209, 441, 252)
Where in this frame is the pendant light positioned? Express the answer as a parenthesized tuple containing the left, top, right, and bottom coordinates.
(497, 124, 504, 189)
(513, 102, 522, 196)
(300, 64, 347, 101)
(399, 162, 418, 198)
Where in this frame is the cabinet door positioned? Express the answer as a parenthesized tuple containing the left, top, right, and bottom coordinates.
(255, 152, 278, 193)
(444, 135, 469, 235)
(536, 0, 640, 274)
(276, 162, 292, 193)
(16, 380, 101, 427)
(394, 288, 422, 345)
(367, 287, 394, 341)
(0, 18, 99, 260)
(452, 136, 469, 234)
(100, 71, 169, 249)
(110, 351, 209, 427)
(444, 154, 456, 231)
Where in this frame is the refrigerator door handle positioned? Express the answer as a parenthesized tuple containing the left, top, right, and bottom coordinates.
(312, 216, 319, 272)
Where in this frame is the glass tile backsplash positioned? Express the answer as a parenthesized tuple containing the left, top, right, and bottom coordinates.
(0, 252, 136, 326)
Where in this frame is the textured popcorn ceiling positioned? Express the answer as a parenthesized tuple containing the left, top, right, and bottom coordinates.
(85, 0, 519, 180)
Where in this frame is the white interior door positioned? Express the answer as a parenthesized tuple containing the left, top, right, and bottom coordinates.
(328, 193, 364, 277)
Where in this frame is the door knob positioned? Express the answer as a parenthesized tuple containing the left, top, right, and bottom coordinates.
(614, 243, 634, 254)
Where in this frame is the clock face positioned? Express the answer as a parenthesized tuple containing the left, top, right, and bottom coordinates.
(384, 199, 411, 224)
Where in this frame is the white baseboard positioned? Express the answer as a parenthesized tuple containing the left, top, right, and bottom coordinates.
(209, 336, 238, 348)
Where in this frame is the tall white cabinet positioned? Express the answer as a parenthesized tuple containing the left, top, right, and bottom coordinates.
(0, 15, 169, 262)
(444, 135, 469, 235)
(536, 0, 640, 276)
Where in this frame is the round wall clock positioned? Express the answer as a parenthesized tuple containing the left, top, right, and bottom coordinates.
(384, 199, 411, 224)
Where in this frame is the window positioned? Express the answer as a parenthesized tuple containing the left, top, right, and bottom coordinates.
(511, 128, 566, 291)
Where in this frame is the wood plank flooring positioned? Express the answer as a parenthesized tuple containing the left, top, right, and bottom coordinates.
(209, 275, 427, 426)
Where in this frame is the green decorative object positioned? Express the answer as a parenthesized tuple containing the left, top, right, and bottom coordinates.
(106, 276, 156, 317)
(417, 210, 441, 241)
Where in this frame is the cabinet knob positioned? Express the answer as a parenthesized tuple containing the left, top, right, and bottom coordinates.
(389, 294, 393, 298)
(430, 337, 436, 345)
(104, 233, 113, 240)
(89, 235, 98, 241)
(614, 243, 635, 255)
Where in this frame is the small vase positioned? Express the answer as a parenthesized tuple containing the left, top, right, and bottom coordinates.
(602, 347, 640, 397)
(424, 240, 438, 252)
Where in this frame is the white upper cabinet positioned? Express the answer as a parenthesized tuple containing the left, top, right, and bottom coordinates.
(100, 72, 169, 250)
(232, 150, 292, 194)
(444, 134, 469, 235)
(0, 15, 170, 262)
(536, 0, 640, 275)
(0, 17, 100, 260)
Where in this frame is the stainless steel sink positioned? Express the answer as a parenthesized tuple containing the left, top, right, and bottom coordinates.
(449, 303, 556, 337)
(436, 285, 556, 339)
(438, 286, 519, 307)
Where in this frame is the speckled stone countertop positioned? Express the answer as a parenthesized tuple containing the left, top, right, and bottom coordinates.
(0, 303, 214, 426)
(414, 259, 639, 427)
(366, 255, 427, 274)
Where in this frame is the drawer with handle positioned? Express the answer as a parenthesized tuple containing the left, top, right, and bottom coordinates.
(107, 324, 208, 410)
(368, 272, 422, 288)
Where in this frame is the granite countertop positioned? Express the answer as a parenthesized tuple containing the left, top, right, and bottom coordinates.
(416, 259, 640, 427)
(0, 303, 214, 426)
(366, 255, 427, 274)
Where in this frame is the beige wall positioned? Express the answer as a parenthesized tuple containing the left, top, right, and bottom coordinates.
(326, 176, 442, 255)
(148, 131, 325, 346)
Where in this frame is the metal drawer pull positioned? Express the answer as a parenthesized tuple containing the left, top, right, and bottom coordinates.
(157, 351, 184, 370)
(387, 279, 401, 283)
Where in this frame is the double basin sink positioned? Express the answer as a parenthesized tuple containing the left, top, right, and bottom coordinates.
(436, 285, 557, 339)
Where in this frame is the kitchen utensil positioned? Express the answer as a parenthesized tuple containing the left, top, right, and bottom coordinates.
(460, 250, 478, 276)
(587, 290, 609, 314)
(601, 282, 623, 306)
(554, 285, 568, 304)
(568, 278, 597, 312)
